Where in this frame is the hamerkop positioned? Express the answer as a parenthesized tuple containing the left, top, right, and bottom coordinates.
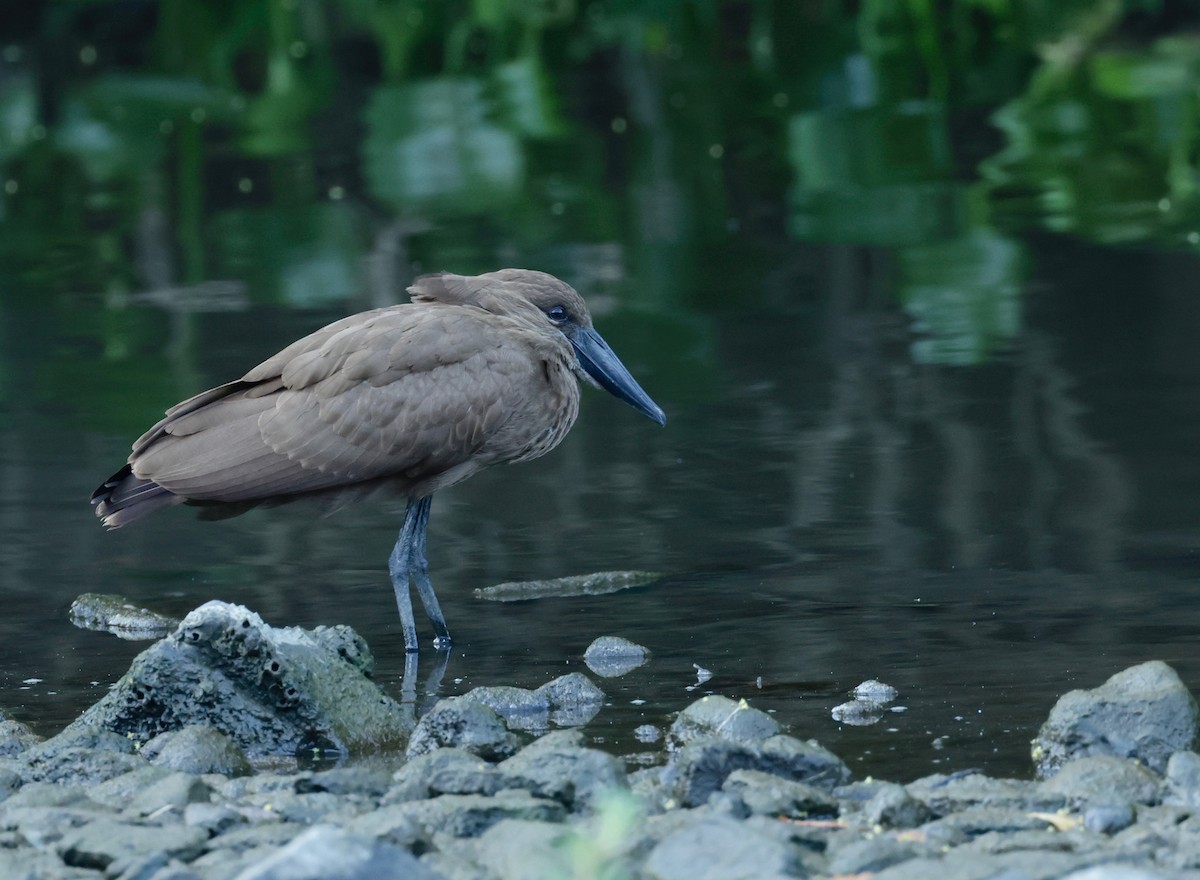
(92, 269, 666, 651)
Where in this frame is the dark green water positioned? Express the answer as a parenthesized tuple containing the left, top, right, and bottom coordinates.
(2, 2, 1199, 781)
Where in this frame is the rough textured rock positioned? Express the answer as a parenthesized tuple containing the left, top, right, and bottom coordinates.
(643, 816, 798, 880)
(663, 734, 850, 808)
(670, 695, 780, 746)
(55, 818, 207, 871)
(1164, 750, 1200, 808)
(1039, 755, 1162, 806)
(231, 824, 440, 880)
(861, 781, 934, 828)
(62, 602, 411, 759)
(583, 636, 650, 678)
(534, 673, 605, 727)
(142, 725, 252, 777)
(405, 698, 519, 761)
(720, 769, 837, 818)
(388, 748, 503, 802)
(0, 714, 43, 758)
(498, 738, 628, 809)
(1033, 661, 1198, 777)
(15, 726, 145, 786)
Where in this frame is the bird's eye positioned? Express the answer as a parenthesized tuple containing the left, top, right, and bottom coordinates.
(547, 305, 569, 324)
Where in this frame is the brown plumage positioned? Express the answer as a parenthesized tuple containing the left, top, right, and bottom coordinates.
(92, 268, 666, 650)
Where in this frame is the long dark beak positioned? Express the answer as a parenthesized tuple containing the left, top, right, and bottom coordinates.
(570, 327, 667, 426)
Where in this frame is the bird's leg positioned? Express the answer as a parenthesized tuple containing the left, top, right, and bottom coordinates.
(407, 496, 453, 649)
(389, 496, 451, 652)
(388, 499, 424, 652)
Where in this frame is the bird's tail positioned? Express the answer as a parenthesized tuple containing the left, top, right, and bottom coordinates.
(91, 464, 181, 528)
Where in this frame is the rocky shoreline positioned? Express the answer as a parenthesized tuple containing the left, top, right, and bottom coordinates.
(1, 600, 1197, 879)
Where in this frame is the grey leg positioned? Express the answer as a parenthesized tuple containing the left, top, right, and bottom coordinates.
(388, 499, 424, 652)
(388, 496, 451, 652)
(407, 496, 452, 648)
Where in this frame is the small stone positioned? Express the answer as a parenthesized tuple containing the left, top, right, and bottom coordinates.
(142, 726, 252, 778)
(126, 772, 213, 817)
(0, 717, 43, 758)
(406, 698, 519, 761)
(832, 699, 885, 726)
(643, 816, 797, 880)
(826, 835, 918, 875)
(670, 696, 780, 746)
(861, 781, 933, 828)
(1083, 802, 1136, 835)
(851, 679, 898, 703)
(56, 819, 207, 871)
(1038, 755, 1162, 806)
(231, 825, 440, 880)
(389, 748, 504, 802)
(721, 769, 836, 818)
(534, 673, 604, 727)
(583, 636, 650, 678)
(461, 686, 550, 732)
(499, 740, 628, 808)
(1164, 750, 1200, 807)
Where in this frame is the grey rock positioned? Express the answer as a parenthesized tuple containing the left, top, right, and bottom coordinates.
(89, 766, 177, 809)
(310, 625, 374, 677)
(643, 816, 797, 880)
(1164, 749, 1200, 807)
(1083, 802, 1136, 834)
(634, 724, 662, 744)
(721, 768, 836, 818)
(827, 835, 919, 875)
(907, 771, 1065, 814)
(670, 695, 780, 746)
(354, 790, 565, 840)
(1033, 661, 1198, 777)
(293, 765, 393, 798)
(0, 848, 98, 880)
(389, 748, 503, 802)
(534, 673, 604, 726)
(125, 772, 214, 817)
(1039, 755, 1162, 806)
(56, 818, 207, 871)
(498, 739, 627, 809)
(203, 822, 299, 856)
(183, 801, 246, 835)
(3, 780, 96, 809)
(583, 636, 649, 678)
(852, 679, 899, 702)
(64, 602, 411, 759)
(1062, 868, 1175, 880)
(142, 725, 252, 777)
(871, 848, 1095, 880)
(0, 805, 112, 848)
(13, 725, 145, 786)
(920, 805, 1060, 839)
(469, 818, 576, 880)
(665, 734, 850, 808)
(230, 824, 440, 880)
(832, 699, 887, 726)
(461, 686, 550, 732)
(0, 716, 43, 758)
(345, 803, 426, 849)
(68, 593, 179, 641)
(406, 698, 519, 761)
(861, 781, 934, 828)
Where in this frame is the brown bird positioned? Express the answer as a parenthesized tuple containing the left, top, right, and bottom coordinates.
(92, 269, 666, 651)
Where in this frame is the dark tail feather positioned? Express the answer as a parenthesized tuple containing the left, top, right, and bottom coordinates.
(91, 464, 181, 528)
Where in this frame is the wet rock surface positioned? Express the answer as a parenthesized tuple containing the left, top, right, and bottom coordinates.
(6, 605, 1200, 879)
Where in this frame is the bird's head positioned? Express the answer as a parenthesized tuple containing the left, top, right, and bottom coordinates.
(410, 269, 667, 427)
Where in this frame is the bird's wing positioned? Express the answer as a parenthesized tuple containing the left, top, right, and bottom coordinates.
(131, 306, 548, 502)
